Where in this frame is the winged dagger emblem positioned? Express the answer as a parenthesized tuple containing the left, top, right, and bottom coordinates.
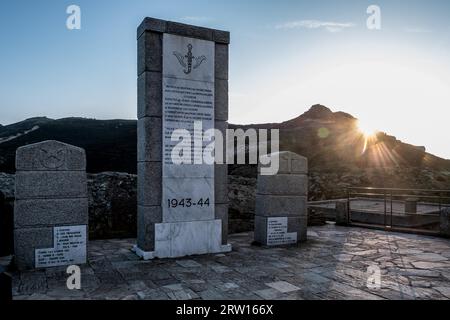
(173, 44, 207, 74)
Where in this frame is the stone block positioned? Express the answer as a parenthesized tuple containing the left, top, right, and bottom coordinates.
(215, 79, 228, 121)
(215, 204, 228, 245)
(215, 43, 228, 80)
(259, 151, 308, 175)
(137, 72, 162, 118)
(137, 31, 162, 75)
(14, 198, 88, 228)
(215, 164, 228, 204)
(14, 227, 53, 270)
(257, 174, 308, 196)
(138, 17, 229, 43)
(15, 171, 87, 200)
(16, 140, 85, 171)
(137, 162, 162, 206)
(213, 30, 230, 44)
(287, 215, 307, 242)
(137, 205, 162, 251)
(137, 117, 162, 162)
(166, 21, 214, 41)
(255, 195, 307, 217)
(336, 200, 349, 226)
(137, 17, 167, 39)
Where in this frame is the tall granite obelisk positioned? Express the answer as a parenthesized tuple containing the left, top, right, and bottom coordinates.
(134, 17, 231, 259)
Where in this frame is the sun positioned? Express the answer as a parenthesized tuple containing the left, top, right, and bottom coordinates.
(357, 119, 379, 154)
(357, 119, 378, 138)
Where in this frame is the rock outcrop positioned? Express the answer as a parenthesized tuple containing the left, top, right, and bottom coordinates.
(0, 173, 14, 199)
(87, 172, 137, 239)
(228, 175, 256, 233)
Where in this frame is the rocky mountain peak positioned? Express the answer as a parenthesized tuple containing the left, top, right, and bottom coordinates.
(302, 104, 334, 119)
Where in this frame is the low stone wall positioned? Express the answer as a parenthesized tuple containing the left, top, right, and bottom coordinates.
(0, 172, 327, 240)
(87, 172, 137, 239)
(228, 175, 256, 234)
(0, 172, 136, 240)
(0, 173, 14, 199)
(3, 168, 448, 239)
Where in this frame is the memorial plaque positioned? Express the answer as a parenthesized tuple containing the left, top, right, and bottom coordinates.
(162, 33, 215, 223)
(267, 217, 297, 246)
(35, 225, 87, 268)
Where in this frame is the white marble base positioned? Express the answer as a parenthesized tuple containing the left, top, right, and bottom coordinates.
(132, 245, 154, 260)
(133, 219, 232, 260)
(133, 243, 231, 261)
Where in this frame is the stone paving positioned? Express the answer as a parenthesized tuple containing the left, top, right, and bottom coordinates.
(11, 224, 450, 300)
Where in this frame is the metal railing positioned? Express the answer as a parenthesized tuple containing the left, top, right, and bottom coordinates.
(346, 187, 450, 231)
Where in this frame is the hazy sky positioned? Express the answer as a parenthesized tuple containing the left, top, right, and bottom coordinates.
(0, 0, 449, 159)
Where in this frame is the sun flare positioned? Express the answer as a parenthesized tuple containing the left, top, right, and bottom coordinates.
(357, 120, 378, 138)
(357, 120, 379, 155)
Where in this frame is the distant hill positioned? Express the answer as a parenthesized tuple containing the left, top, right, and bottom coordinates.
(0, 117, 136, 173)
(1, 105, 449, 173)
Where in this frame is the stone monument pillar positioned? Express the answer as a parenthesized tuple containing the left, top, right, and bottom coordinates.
(135, 17, 231, 259)
(14, 140, 88, 270)
(254, 151, 308, 246)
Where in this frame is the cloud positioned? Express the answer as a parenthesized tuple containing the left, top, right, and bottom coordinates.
(276, 20, 356, 33)
(179, 16, 212, 23)
(404, 27, 432, 33)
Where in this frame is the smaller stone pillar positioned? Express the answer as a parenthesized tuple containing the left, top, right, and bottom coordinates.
(440, 208, 450, 238)
(14, 140, 88, 270)
(254, 151, 308, 246)
(335, 200, 349, 226)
